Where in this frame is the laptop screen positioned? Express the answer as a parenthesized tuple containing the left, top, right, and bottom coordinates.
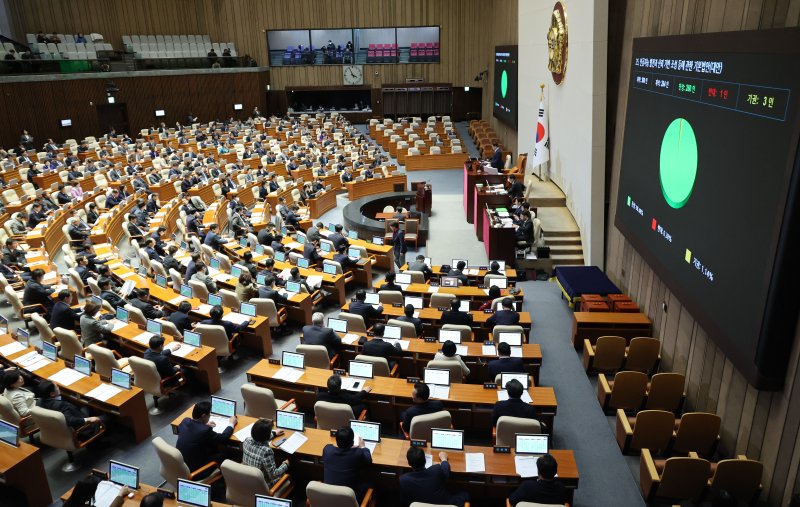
(116, 307, 129, 323)
(73, 355, 92, 376)
(497, 332, 523, 346)
(209, 258, 221, 271)
(207, 293, 222, 307)
(364, 292, 379, 305)
(231, 266, 243, 278)
(240, 302, 257, 317)
(430, 428, 464, 451)
(210, 396, 236, 417)
(395, 273, 412, 285)
(438, 329, 462, 344)
(489, 277, 508, 289)
(240, 237, 249, 247)
(347, 247, 360, 258)
(16, 328, 29, 344)
(255, 495, 292, 507)
(403, 296, 423, 309)
(297, 258, 310, 269)
(276, 410, 305, 432)
(109, 460, 139, 489)
(282, 351, 305, 369)
(275, 251, 287, 262)
(372, 236, 384, 245)
(320, 242, 332, 253)
(515, 433, 549, 455)
(348, 360, 374, 379)
(424, 368, 450, 386)
(500, 372, 530, 389)
(441, 277, 458, 287)
(328, 318, 347, 333)
(256, 274, 267, 285)
(297, 235, 306, 244)
(42, 341, 57, 361)
(384, 325, 402, 339)
(111, 368, 131, 389)
(458, 300, 470, 312)
(184, 330, 201, 347)
(285, 281, 301, 294)
(350, 420, 381, 442)
(155, 274, 168, 288)
(255, 244, 265, 255)
(177, 479, 211, 507)
(0, 420, 19, 447)
(451, 259, 468, 269)
(146, 319, 162, 335)
(348, 230, 358, 240)
(322, 262, 337, 275)
(180, 284, 193, 299)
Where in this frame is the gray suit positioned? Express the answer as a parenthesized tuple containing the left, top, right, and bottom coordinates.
(80, 314, 114, 346)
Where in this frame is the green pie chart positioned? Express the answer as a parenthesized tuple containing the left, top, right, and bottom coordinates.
(659, 118, 698, 209)
(501, 70, 508, 98)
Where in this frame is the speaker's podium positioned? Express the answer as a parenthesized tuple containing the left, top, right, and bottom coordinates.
(413, 181, 432, 214)
(483, 205, 518, 266)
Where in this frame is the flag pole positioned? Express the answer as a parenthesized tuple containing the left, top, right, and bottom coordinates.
(537, 83, 545, 181)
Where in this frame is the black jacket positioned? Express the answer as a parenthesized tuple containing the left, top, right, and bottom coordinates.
(39, 397, 86, 429)
(144, 348, 176, 379)
(101, 290, 126, 309)
(317, 389, 369, 412)
(361, 338, 401, 363)
(23, 280, 55, 310)
(487, 357, 526, 380)
(396, 315, 423, 336)
(491, 398, 538, 425)
(321, 444, 372, 496)
(400, 461, 469, 507)
(349, 300, 383, 321)
(509, 478, 570, 506)
(50, 300, 78, 331)
(302, 324, 342, 358)
(401, 400, 445, 431)
(130, 297, 164, 319)
(176, 417, 234, 472)
(167, 310, 193, 335)
(440, 310, 473, 327)
(486, 310, 520, 327)
(257, 286, 288, 305)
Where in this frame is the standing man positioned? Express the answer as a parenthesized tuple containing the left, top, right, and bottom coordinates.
(389, 221, 406, 272)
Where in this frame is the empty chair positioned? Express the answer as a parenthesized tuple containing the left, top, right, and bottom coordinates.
(408, 410, 452, 441)
(124, 303, 148, 327)
(624, 337, 661, 374)
(87, 344, 130, 377)
(30, 406, 105, 472)
(196, 323, 235, 362)
(378, 290, 403, 305)
(306, 481, 375, 507)
(152, 436, 221, 488)
(597, 370, 649, 412)
(128, 356, 186, 414)
(707, 456, 763, 504)
(640, 449, 710, 503)
(250, 298, 287, 328)
(615, 409, 675, 454)
(218, 288, 240, 308)
(494, 416, 542, 447)
(0, 396, 36, 439)
(645, 373, 686, 413)
(296, 344, 336, 370)
(404, 219, 420, 248)
(53, 327, 84, 362)
(338, 312, 367, 334)
(30, 312, 56, 345)
(582, 335, 627, 373)
(220, 460, 293, 507)
(354, 354, 397, 377)
(672, 412, 721, 457)
(240, 384, 295, 420)
(315, 401, 365, 430)
(188, 279, 209, 302)
(6, 285, 45, 327)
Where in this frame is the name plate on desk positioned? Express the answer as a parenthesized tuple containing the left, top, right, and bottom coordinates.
(410, 439, 426, 448)
(483, 309, 494, 314)
(483, 382, 498, 389)
(268, 358, 281, 365)
(333, 368, 346, 376)
(437, 307, 449, 311)
(407, 376, 421, 383)
(493, 446, 511, 453)
(430, 282, 440, 287)
(478, 266, 488, 271)
(424, 337, 436, 343)
(392, 303, 403, 308)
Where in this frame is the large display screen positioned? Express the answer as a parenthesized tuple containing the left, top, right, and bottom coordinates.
(493, 45, 518, 128)
(615, 28, 800, 389)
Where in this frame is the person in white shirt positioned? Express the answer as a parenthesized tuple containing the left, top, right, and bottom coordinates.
(3, 369, 36, 417)
(432, 340, 470, 380)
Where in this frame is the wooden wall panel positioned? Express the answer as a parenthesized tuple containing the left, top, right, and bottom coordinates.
(0, 71, 267, 147)
(606, 1, 800, 504)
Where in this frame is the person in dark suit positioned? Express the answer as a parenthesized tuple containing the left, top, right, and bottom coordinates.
(349, 289, 384, 322)
(200, 305, 251, 341)
(23, 269, 55, 317)
(440, 299, 473, 327)
(332, 243, 356, 269)
(381, 272, 404, 293)
(167, 301, 194, 335)
(487, 341, 526, 379)
(127, 214, 145, 241)
(490, 142, 503, 170)
(27, 203, 46, 228)
(322, 426, 372, 500)
(99, 277, 127, 308)
(491, 379, 537, 425)
(509, 454, 570, 506)
(176, 401, 236, 473)
(400, 382, 446, 433)
(396, 304, 423, 336)
(389, 221, 406, 271)
(38, 381, 104, 439)
(162, 245, 182, 274)
(302, 312, 342, 358)
(257, 274, 288, 306)
(360, 323, 401, 368)
(143, 238, 163, 263)
(487, 261, 504, 276)
(515, 211, 533, 243)
(186, 211, 202, 238)
(184, 253, 201, 282)
(507, 174, 525, 199)
(448, 261, 469, 286)
(329, 224, 349, 251)
(144, 336, 182, 383)
(257, 225, 275, 246)
(303, 239, 323, 264)
(406, 255, 433, 280)
(203, 223, 224, 251)
(400, 447, 469, 506)
(129, 288, 164, 319)
(50, 290, 78, 331)
(487, 298, 520, 327)
(317, 374, 371, 417)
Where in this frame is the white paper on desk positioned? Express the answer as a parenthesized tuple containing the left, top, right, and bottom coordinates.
(209, 415, 233, 434)
(429, 385, 450, 400)
(234, 422, 254, 442)
(213, 273, 233, 282)
(482, 288, 491, 295)
(515, 455, 539, 478)
(223, 312, 250, 325)
(465, 269, 480, 276)
(341, 333, 360, 345)
(120, 280, 136, 296)
(465, 452, 486, 473)
(425, 454, 433, 469)
(497, 211, 510, 217)
(0, 341, 27, 356)
(340, 377, 367, 392)
(93, 481, 122, 507)
(27, 260, 47, 267)
(279, 432, 308, 454)
(195, 304, 213, 314)
(49, 368, 85, 386)
(278, 268, 292, 280)
(107, 262, 123, 269)
(171, 344, 197, 357)
(285, 242, 302, 250)
(399, 283, 410, 291)
(27, 358, 52, 371)
(385, 339, 410, 350)
(497, 390, 533, 403)
(85, 383, 122, 402)
(133, 331, 155, 344)
(52, 284, 68, 292)
(481, 345, 497, 356)
(120, 272, 137, 279)
(363, 440, 377, 454)
(169, 296, 188, 305)
(273, 367, 304, 383)
(306, 275, 323, 290)
(413, 311, 420, 318)
(15, 350, 40, 365)
(42, 270, 58, 282)
(455, 345, 468, 356)
(111, 320, 129, 332)
(510, 347, 523, 358)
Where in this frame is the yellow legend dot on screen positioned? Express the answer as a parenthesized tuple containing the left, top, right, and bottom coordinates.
(685, 249, 692, 263)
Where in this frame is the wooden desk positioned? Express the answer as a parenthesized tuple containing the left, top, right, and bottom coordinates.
(0, 335, 152, 443)
(483, 208, 518, 266)
(0, 440, 52, 507)
(188, 182, 217, 205)
(246, 361, 557, 434)
(61, 482, 233, 507)
(151, 178, 179, 202)
(32, 170, 61, 191)
(463, 164, 507, 224)
(307, 189, 338, 218)
(474, 188, 511, 241)
(404, 263, 519, 281)
(405, 152, 468, 171)
(280, 236, 375, 290)
(374, 281, 524, 304)
(345, 174, 407, 200)
(572, 312, 653, 348)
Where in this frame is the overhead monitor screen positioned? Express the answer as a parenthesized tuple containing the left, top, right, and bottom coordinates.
(493, 45, 518, 128)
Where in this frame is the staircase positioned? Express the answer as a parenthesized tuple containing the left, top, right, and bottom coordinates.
(529, 180, 584, 266)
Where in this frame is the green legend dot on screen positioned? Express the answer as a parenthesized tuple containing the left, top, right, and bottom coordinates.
(627, 196, 631, 206)
(659, 118, 698, 209)
(501, 70, 508, 99)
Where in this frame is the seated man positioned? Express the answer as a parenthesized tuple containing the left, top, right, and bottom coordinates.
(349, 289, 384, 322)
(440, 298, 473, 327)
(303, 238, 323, 263)
(447, 261, 469, 286)
(257, 274, 289, 305)
(317, 374, 371, 417)
(176, 401, 237, 472)
(23, 269, 55, 318)
(332, 243, 357, 269)
(360, 323, 401, 367)
(509, 454, 570, 506)
(143, 336, 182, 382)
(406, 254, 433, 280)
(38, 381, 105, 439)
(203, 223, 224, 251)
(302, 312, 342, 358)
(486, 297, 520, 327)
(491, 378, 537, 425)
(167, 301, 194, 335)
(322, 426, 372, 500)
(162, 245, 182, 274)
(50, 289, 79, 331)
(200, 305, 251, 342)
(400, 447, 469, 507)
(129, 288, 164, 320)
(395, 304, 423, 336)
(190, 262, 218, 294)
(487, 341, 526, 379)
(401, 382, 446, 434)
(99, 276, 127, 308)
(381, 272, 404, 293)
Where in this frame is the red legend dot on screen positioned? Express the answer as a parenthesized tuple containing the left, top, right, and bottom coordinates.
(651, 219, 657, 231)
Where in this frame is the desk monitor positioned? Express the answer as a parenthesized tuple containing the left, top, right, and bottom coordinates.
(281, 227, 288, 236)
(209, 258, 221, 271)
(154, 110, 166, 118)
(350, 420, 381, 442)
(285, 281, 301, 294)
(438, 329, 462, 344)
(16, 328, 29, 345)
(458, 300, 470, 312)
(347, 247, 360, 259)
(490, 260, 506, 271)
(180, 241, 189, 251)
(328, 317, 347, 333)
(42, 341, 57, 361)
(146, 319, 162, 336)
(255, 495, 292, 507)
(364, 292, 380, 305)
(239, 237, 248, 247)
(441, 277, 459, 287)
(208, 293, 223, 307)
(348, 230, 359, 240)
(515, 433, 549, 455)
(424, 368, 450, 386)
(90, 296, 104, 307)
(395, 273, 412, 285)
(155, 273, 168, 288)
(276, 409, 305, 432)
(384, 325, 402, 339)
(210, 396, 236, 417)
(404, 296, 423, 309)
(109, 460, 139, 489)
(111, 368, 131, 389)
(488, 277, 508, 289)
(297, 258, 310, 269)
(372, 236, 384, 245)
(184, 330, 201, 348)
(256, 274, 267, 285)
(497, 332, 523, 347)
(430, 428, 464, 451)
(297, 234, 306, 245)
(500, 372, 530, 389)
(275, 251, 287, 262)
(320, 242, 332, 253)
(231, 265, 243, 278)
(0, 420, 19, 447)
(322, 262, 337, 275)
(282, 351, 305, 369)
(240, 302, 257, 317)
(452, 259, 469, 269)
(116, 307, 129, 323)
(424, 257, 432, 266)
(73, 354, 92, 376)
(177, 479, 210, 507)
(255, 244, 265, 255)
(328, 223, 337, 231)
(180, 284, 193, 299)
(348, 360, 374, 379)
(0, 315, 6, 334)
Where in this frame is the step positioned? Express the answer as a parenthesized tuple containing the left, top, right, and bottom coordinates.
(548, 245, 584, 256)
(546, 237, 582, 246)
(532, 196, 567, 208)
(551, 255, 585, 266)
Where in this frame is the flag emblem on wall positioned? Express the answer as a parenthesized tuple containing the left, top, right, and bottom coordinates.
(532, 93, 550, 167)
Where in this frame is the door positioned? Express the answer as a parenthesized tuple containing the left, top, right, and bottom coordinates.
(96, 103, 129, 136)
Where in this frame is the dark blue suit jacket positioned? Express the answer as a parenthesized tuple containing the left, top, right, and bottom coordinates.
(487, 356, 526, 380)
(143, 348, 175, 379)
(401, 400, 445, 431)
(50, 300, 78, 331)
(491, 398, 538, 425)
(487, 310, 520, 327)
(490, 147, 503, 169)
(400, 461, 468, 506)
(200, 317, 248, 339)
(322, 444, 372, 495)
(302, 324, 341, 358)
(349, 300, 383, 321)
(176, 417, 233, 471)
